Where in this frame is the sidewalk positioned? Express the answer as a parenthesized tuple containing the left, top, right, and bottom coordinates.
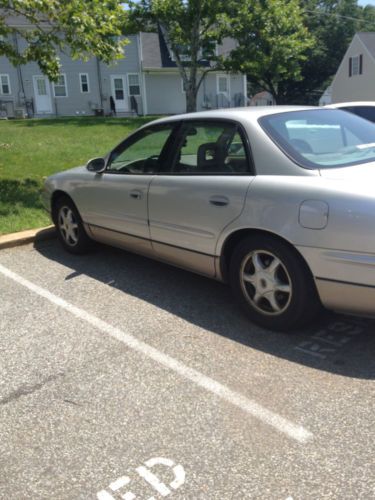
(0, 226, 56, 250)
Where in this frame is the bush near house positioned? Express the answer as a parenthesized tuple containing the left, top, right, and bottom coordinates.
(0, 116, 158, 235)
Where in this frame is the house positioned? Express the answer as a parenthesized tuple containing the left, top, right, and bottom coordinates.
(330, 32, 375, 103)
(319, 85, 332, 106)
(0, 19, 247, 118)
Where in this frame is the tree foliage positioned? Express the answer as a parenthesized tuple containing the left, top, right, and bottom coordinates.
(125, 0, 230, 112)
(0, 0, 128, 80)
(279, 0, 375, 104)
(223, 0, 314, 102)
(126, 0, 316, 110)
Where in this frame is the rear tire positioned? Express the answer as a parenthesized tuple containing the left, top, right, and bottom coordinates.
(229, 235, 321, 331)
(54, 196, 92, 255)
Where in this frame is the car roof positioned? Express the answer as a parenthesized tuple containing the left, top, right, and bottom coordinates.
(145, 105, 317, 127)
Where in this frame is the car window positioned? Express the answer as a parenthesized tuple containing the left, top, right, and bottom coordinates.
(171, 121, 250, 174)
(259, 109, 375, 169)
(107, 124, 175, 174)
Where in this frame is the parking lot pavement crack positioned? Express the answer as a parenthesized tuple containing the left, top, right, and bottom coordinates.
(0, 372, 64, 406)
(63, 398, 82, 406)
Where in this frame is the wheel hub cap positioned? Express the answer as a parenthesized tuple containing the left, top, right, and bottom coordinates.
(240, 250, 292, 316)
(58, 206, 78, 246)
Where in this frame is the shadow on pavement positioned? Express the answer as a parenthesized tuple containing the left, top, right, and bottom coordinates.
(35, 238, 375, 380)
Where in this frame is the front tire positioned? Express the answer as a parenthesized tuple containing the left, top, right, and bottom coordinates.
(54, 196, 92, 254)
(229, 235, 321, 331)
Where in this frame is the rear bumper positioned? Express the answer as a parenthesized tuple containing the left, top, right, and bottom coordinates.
(297, 245, 375, 316)
(315, 277, 375, 316)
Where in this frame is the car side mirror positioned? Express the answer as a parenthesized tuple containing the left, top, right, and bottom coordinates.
(86, 157, 106, 173)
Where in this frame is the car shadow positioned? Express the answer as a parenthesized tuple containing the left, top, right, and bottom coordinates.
(34, 238, 375, 380)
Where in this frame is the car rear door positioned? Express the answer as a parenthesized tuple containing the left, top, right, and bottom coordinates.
(148, 119, 255, 277)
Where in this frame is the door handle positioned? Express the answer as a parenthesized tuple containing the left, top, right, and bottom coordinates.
(130, 189, 143, 200)
(209, 196, 229, 207)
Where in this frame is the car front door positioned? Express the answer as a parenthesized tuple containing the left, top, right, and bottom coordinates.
(76, 123, 177, 254)
(148, 120, 255, 277)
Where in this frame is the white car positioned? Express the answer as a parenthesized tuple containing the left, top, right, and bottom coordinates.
(325, 101, 375, 122)
(43, 106, 375, 331)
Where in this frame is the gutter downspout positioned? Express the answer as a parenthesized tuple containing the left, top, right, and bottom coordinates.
(138, 32, 148, 116)
(243, 74, 247, 106)
(96, 57, 104, 112)
(12, 32, 26, 108)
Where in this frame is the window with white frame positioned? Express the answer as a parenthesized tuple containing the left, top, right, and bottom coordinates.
(0, 74, 11, 95)
(349, 55, 363, 76)
(217, 75, 229, 94)
(53, 74, 67, 97)
(128, 74, 140, 96)
(79, 73, 90, 93)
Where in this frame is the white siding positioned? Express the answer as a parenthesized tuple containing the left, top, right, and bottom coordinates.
(331, 35, 375, 103)
(145, 73, 186, 114)
(145, 71, 245, 115)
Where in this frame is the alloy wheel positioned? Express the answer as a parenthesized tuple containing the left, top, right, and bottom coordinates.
(58, 206, 79, 246)
(240, 250, 292, 316)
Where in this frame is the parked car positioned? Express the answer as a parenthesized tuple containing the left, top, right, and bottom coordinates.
(43, 106, 375, 331)
(325, 101, 375, 123)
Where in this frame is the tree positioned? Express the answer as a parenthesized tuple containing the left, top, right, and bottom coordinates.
(362, 4, 375, 30)
(125, 0, 229, 112)
(0, 0, 128, 80)
(278, 0, 372, 104)
(223, 0, 315, 103)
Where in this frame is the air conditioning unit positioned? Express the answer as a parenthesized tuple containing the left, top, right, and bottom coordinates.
(0, 101, 14, 118)
(14, 108, 27, 119)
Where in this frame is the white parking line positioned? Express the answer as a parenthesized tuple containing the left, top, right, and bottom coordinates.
(0, 263, 313, 444)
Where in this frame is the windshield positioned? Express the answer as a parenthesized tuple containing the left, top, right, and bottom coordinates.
(259, 109, 375, 169)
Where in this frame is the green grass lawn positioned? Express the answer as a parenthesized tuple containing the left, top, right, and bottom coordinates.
(0, 116, 159, 235)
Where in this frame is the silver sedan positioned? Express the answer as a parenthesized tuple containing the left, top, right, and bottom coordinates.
(43, 106, 375, 331)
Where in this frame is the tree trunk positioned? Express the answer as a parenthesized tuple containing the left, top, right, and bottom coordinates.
(186, 89, 197, 112)
(185, 12, 200, 113)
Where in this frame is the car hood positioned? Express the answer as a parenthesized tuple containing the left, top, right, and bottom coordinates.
(46, 165, 86, 182)
(58, 165, 87, 176)
(319, 162, 375, 180)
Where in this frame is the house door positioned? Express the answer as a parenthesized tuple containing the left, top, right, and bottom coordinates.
(32, 76, 52, 114)
(216, 74, 230, 107)
(110, 75, 128, 112)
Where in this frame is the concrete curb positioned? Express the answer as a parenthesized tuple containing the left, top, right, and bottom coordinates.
(0, 226, 56, 250)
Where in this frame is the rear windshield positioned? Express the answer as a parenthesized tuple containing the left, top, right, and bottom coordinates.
(259, 109, 375, 169)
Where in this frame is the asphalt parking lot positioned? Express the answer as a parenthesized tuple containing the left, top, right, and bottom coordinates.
(0, 238, 374, 499)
